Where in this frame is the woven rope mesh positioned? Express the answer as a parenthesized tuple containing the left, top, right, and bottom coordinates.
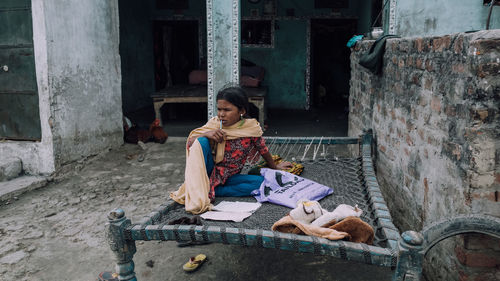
(156, 141, 389, 248)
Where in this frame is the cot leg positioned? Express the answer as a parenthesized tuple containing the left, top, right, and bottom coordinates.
(106, 208, 137, 281)
(393, 231, 424, 281)
(153, 101, 164, 126)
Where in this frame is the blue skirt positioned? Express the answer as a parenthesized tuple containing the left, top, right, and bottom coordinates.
(197, 137, 264, 197)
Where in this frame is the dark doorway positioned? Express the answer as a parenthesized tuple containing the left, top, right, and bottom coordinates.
(310, 19, 356, 114)
(153, 20, 199, 90)
(152, 20, 206, 123)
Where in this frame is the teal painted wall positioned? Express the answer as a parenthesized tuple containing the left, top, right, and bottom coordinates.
(242, 20, 307, 109)
(394, 0, 500, 37)
(242, 0, 371, 34)
(149, 0, 205, 17)
(241, 0, 372, 109)
(119, 0, 373, 110)
(149, 0, 207, 55)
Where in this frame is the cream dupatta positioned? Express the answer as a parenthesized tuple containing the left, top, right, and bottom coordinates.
(170, 116, 263, 214)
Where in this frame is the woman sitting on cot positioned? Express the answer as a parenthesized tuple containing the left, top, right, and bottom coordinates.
(170, 86, 293, 214)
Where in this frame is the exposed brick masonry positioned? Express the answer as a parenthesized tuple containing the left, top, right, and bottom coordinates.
(349, 30, 500, 280)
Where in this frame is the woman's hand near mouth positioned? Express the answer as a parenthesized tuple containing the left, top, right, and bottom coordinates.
(186, 129, 226, 149)
(204, 129, 226, 143)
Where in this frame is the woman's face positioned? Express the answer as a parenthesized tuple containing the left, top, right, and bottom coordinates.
(217, 99, 245, 127)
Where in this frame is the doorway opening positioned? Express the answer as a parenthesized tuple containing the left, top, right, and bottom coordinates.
(153, 20, 199, 90)
(310, 19, 356, 122)
(152, 20, 207, 125)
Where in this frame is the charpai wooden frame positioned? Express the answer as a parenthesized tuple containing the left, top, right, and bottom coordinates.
(104, 131, 500, 281)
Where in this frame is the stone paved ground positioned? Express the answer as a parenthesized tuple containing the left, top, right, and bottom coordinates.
(0, 138, 391, 281)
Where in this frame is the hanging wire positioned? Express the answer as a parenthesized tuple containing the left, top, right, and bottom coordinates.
(486, 0, 499, 30)
(372, 0, 390, 28)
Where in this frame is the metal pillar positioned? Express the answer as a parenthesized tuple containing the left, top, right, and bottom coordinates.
(206, 0, 240, 118)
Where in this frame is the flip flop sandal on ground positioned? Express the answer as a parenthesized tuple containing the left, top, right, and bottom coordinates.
(182, 254, 207, 272)
(97, 271, 119, 281)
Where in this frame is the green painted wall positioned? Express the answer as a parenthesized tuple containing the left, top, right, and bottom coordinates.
(241, 0, 372, 109)
(242, 0, 371, 33)
(242, 20, 307, 109)
(149, 0, 205, 17)
(149, 0, 206, 62)
(119, 0, 372, 110)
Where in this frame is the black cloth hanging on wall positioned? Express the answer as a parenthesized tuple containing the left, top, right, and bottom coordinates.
(359, 35, 399, 75)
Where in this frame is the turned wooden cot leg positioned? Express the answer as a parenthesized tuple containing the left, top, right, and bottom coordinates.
(153, 101, 164, 126)
(393, 231, 424, 281)
(106, 208, 137, 281)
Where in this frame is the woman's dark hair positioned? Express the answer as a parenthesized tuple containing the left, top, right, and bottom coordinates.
(216, 86, 249, 117)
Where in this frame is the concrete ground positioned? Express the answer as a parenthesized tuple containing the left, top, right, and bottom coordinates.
(0, 139, 393, 281)
(0, 108, 393, 281)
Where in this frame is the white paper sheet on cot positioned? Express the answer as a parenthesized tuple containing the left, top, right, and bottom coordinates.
(211, 201, 262, 213)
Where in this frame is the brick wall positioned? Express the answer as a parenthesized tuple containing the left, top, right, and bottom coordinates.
(349, 30, 500, 280)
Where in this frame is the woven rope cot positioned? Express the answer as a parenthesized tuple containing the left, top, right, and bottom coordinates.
(104, 131, 500, 281)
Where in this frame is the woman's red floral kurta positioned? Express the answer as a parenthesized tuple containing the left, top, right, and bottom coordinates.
(208, 137, 268, 199)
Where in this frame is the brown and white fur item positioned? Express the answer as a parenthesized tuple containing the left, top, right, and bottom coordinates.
(289, 200, 363, 227)
(276, 200, 372, 244)
(289, 199, 325, 224)
(311, 204, 362, 227)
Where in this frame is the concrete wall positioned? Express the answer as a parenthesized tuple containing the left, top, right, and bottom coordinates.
(349, 30, 500, 280)
(43, 0, 123, 167)
(119, 0, 154, 114)
(394, 0, 500, 37)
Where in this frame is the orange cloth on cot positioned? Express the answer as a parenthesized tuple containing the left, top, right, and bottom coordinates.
(272, 216, 374, 244)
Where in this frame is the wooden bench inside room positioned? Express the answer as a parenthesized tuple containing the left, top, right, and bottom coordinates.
(152, 85, 267, 126)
